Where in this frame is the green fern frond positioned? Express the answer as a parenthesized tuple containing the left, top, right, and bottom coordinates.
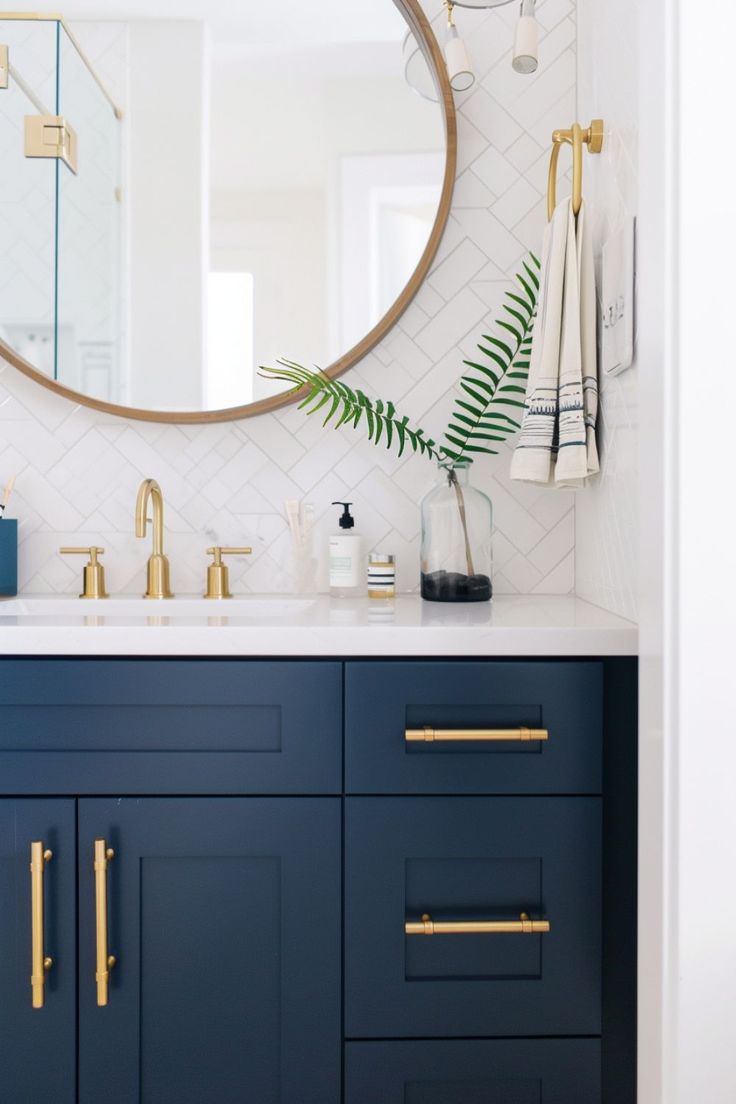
(258, 251, 540, 469)
(441, 253, 540, 460)
(258, 360, 441, 462)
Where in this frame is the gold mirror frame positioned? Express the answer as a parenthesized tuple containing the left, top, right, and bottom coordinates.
(0, 0, 457, 424)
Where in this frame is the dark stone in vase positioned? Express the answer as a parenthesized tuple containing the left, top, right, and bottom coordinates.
(421, 570, 492, 603)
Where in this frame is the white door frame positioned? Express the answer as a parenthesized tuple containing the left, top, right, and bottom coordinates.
(638, 1, 736, 1100)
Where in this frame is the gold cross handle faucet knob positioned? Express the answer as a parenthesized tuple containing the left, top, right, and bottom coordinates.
(204, 547, 252, 600)
(59, 546, 109, 599)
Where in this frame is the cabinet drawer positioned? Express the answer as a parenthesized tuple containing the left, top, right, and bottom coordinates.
(0, 660, 342, 794)
(346, 661, 602, 794)
(345, 1040, 601, 1103)
(345, 797, 601, 1038)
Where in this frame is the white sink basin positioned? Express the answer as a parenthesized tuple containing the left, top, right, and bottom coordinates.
(0, 596, 316, 619)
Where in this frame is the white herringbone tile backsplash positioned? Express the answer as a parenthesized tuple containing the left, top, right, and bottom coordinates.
(0, 0, 581, 598)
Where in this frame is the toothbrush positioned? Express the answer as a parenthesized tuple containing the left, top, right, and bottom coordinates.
(301, 503, 314, 550)
(0, 474, 16, 518)
(284, 499, 301, 546)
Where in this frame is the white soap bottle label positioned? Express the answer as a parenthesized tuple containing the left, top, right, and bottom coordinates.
(329, 535, 361, 587)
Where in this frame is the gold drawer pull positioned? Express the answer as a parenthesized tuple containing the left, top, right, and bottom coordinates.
(30, 842, 53, 1009)
(405, 912, 551, 936)
(405, 726, 548, 743)
(94, 839, 116, 1007)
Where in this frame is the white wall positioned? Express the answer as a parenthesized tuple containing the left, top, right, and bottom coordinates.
(636, 0, 673, 1098)
(578, 4, 680, 1100)
(340, 152, 443, 353)
(210, 189, 328, 402)
(581, 0, 736, 1099)
(209, 60, 445, 398)
(127, 21, 209, 410)
(575, 0, 639, 622)
(209, 64, 442, 193)
(55, 23, 124, 402)
(670, 2, 736, 1099)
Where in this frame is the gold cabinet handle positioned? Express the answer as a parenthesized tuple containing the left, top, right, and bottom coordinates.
(94, 839, 116, 1007)
(30, 842, 53, 1009)
(405, 726, 548, 743)
(405, 912, 551, 935)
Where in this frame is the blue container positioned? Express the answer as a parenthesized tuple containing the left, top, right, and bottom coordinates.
(0, 520, 18, 596)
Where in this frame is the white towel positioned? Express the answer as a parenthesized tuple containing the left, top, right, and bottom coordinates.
(510, 199, 599, 487)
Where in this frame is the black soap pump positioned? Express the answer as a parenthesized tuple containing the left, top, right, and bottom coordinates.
(329, 501, 364, 598)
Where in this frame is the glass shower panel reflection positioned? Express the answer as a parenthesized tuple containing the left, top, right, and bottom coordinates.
(0, 18, 58, 377)
(56, 22, 123, 403)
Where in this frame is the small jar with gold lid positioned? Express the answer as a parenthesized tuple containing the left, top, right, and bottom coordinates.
(367, 552, 396, 599)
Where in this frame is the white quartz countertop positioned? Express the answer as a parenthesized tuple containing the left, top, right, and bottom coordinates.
(0, 594, 637, 657)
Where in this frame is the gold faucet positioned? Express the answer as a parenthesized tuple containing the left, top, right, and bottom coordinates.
(135, 478, 174, 599)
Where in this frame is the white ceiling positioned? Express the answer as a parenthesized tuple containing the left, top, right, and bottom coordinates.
(61, 0, 409, 45)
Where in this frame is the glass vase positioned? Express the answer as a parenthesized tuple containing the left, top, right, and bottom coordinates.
(420, 460, 492, 602)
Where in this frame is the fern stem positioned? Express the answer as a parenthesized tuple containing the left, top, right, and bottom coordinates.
(449, 467, 475, 578)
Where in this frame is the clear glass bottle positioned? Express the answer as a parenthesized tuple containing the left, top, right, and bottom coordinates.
(420, 459, 492, 602)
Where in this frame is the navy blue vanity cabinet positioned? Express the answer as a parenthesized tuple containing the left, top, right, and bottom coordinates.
(345, 1040, 602, 1102)
(0, 800, 77, 1102)
(0, 656, 636, 1104)
(76, 798, 341, 1104)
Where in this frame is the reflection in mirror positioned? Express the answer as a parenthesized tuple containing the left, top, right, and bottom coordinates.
(0, 2, 449, 416)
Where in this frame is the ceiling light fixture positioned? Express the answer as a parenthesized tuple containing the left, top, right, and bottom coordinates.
(512, 0, 539, 75)
(403, 0, 541, 102)
(444, 2, 475, 93)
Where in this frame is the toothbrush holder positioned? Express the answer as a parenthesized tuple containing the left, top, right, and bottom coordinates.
(0, 519, 18, 596)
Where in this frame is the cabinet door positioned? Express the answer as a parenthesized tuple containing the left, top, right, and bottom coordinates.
(0, 800, 76, 1103)
(78, 798, 341, 1104)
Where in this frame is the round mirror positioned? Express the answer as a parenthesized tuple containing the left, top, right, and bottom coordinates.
(0, 0, 455, 422)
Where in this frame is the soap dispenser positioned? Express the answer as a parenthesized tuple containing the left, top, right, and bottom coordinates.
(329, 502, 364, 598)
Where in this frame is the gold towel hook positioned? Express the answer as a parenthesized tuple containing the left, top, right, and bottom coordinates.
(547, 119, 604, 221)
